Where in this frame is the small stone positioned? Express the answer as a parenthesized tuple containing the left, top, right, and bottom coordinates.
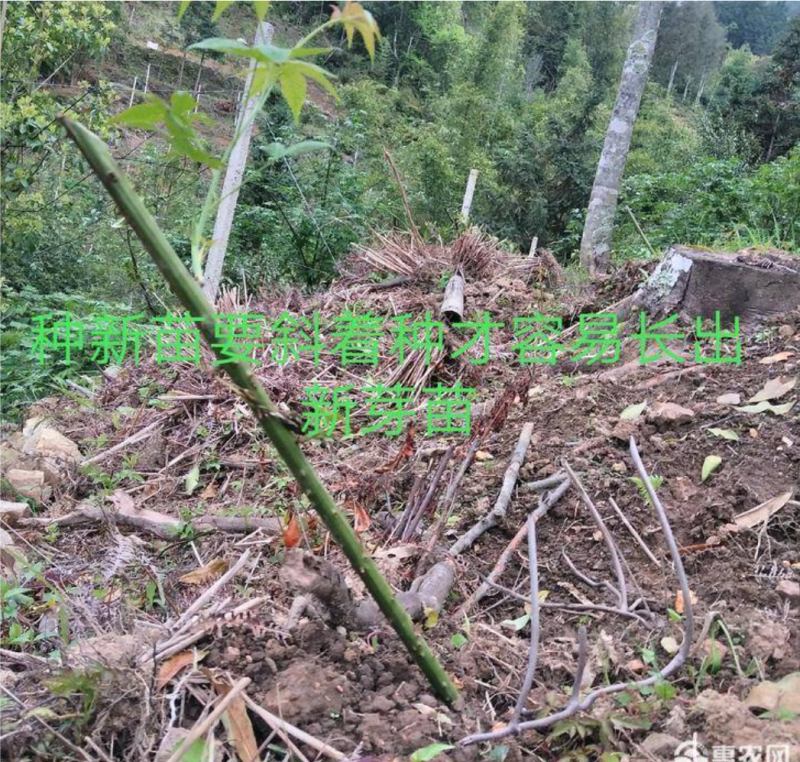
(750, 428, 758, 439)
(611, 462, 627, 473)
(361, 694, 395, 713)
(0, 500, 30, 527)
(641, 733, 680, 758)
(475, 450, 494, 462)
(6, 469, 49, 502)
(716, 392, 741, 405)
(21, 420, 82, 483)
(647, 401, 695, 426)
(776, 579, 800, 602)
(417, 693, 438, 707)
(778, 324, 795, 339)
(625, 658, 646, 673)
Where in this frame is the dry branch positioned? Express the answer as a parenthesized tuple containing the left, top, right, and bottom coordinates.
(459, 437, 695, 745)
(456, 478, 570, 617)
(21, 505, 282, 540)
(450, 422, 535, 556)
(563, 461, 628, 611)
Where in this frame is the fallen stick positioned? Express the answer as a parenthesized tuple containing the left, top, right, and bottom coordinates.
(510, 512, 540, 728)
(425, 439, 480, 552)
(450, 422, 535, 556)
(173, 550, 252, 632)
(21, 506, 282, 540)
(563, 461, 628, 611)
(402, 446, 453, 540)
(83, 416, 170, 466)
(244, 694, 346, 761)
(460, 436, 695, 745)
(165, 677, 251, 762)
(637, 364, 704, 389)
(519, 472, 567, 492)
(608, 497, 660, 567)
(456, 478, 570, 617)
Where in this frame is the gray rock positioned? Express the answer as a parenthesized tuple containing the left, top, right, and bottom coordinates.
(0, 500, 30, 527)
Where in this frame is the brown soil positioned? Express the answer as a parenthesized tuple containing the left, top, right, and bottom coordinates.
(2, 242, 799, 761)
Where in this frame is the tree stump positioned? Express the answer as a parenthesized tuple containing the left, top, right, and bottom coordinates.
(635, 246, 800, 325)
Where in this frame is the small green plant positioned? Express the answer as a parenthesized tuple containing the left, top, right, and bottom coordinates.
(629, 475, 664, 505)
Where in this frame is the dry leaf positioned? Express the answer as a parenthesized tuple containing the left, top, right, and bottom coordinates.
(759, 351, 794, 365)
(736, 399, 796, 415)
(200, 482, 218, 499)
(674, 589, 697, 614)
(283, 513, 301, 548)
(733, 491, 792, 530)
(748, 376, 796, 403)
(156, 649, 205, 690)
(351, 501, 372, 533)
(179, 558, 229, 585)
(660, 636, 679, 655)
(213, 680, 259, 762)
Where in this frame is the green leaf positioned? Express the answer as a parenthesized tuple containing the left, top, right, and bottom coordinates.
(171, 738, 208, 762)
(701, 455, 722, 482)
(410, 743, 455, 762)
(708, 428, 739, 442)
(450, 633, 468, 648)
(502, 613, 530, 631)
(290, 46, 334, 59)
(252, 0, 270, 21)
(112, 99, 168, 129)
(290, 60, 339, 97)
(178, 1, 192, 20)
(185, 466, 200, 495)
(264, 140, 331, 161)
(620, 401, 647, 421)
(279, 65, 307, 123)
(190, 38, 266, 59)
(653, 680, 677, 700)
(212, 0, 235, 22)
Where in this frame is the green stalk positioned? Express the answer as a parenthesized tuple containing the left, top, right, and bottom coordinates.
(61, 117, 459, 706)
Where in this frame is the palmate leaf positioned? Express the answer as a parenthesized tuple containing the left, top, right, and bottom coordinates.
(112, 94, 220, 168)
(279, 65, 307, 122)
(331, 1, 381, 60)
(253, 1, 270, 21)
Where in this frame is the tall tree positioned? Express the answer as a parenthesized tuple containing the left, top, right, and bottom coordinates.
(579, 1, 663, 274)
(714, 1, 790, 55)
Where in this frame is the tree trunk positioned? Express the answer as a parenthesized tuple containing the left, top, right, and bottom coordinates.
(579, 2, 663, 275)
(666, 59, 678, 96)
(202, 22, 273, 303)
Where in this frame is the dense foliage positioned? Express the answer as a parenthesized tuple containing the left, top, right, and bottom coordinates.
(1, 1, 799, 420)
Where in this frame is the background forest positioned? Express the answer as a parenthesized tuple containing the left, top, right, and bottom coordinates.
(2, 0, 799, 419)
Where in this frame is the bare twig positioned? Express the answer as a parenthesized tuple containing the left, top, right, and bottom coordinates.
(165, 678, 251, 762)
(426, 439, 480, 551)
(510, 512, 541, 727)
(459, 438, 694, 745)
(456, 478, 570, 617)
(402, 446, 453, 540)
(608, 497, 661, 567)
(563, 461, 628, 611)
(519, 472, 567, 492)
(244, 694, 347, 761)
(450, 423, 534, 556)
(172, 550, 251, 632)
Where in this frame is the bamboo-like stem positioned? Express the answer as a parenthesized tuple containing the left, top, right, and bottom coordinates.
(61, 117, 458, 706)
